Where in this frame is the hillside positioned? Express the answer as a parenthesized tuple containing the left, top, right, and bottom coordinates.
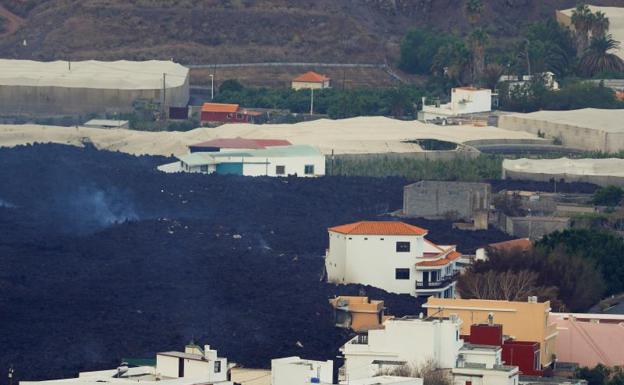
(0, 0, 622, 65)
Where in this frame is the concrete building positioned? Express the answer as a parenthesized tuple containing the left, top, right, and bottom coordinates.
(325, 221, 461, 299)
(0, 60, 189, 115)
(503, 216, 570, 241)
(498, 109, 624, 153)
(425, 298, 557, 368)
(21, 343, 230, 385)
(453, 342, 519, 385)
(271, 357, 333, 385)
(158, 144, 325, 177)
(291, 71, 331, 90)
(339, 315, 463, 381)
(421, 88, 492, 121)
(403, 181, 491, 225)
(329, 296, 389, 332)
(347, 376, 423, 385)
(550, 313, 624, 367)
(502, 158, 624, 188)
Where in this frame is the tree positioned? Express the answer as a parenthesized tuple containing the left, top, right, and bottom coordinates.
(577, 365, 612, 385)
(592, 185, 624, 207)
(218, 79, 244, 94)
(399, 29, 462, 75)
(457, 270, 558, 302)
(523, 19, 577, 77)
(381, 360, 452, 385)
(469, 28, 489, 84)
(465, 0, 484, 24)
(578, 35, 624, 77)
(571, 3, 595, 57)
(430, 40, 472, 85)
(592, 11, 610, 39)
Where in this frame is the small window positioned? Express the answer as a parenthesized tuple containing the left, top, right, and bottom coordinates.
(396, 242, 410, 252)
(304, 164, 314, 175)
(200, 165, 208, 172)
(395, 268, 410, 280)
(214, 360, 221, 373)
(276, 165, 285, 175)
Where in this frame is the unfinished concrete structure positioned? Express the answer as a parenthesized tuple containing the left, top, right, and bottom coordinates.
(403, 181, 491, 223)
(503, 158, 624, 187)
(0, 60, 190, 115)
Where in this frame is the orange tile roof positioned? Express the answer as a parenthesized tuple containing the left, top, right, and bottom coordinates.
(488, 238, 532, 253)
(293, 71, 330, 83)
(328, 221, 427, 236)
(201, 103, 239, 113)
(416, 251, 462, 267)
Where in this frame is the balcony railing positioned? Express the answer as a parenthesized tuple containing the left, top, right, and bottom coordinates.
(416, 272, 459, 289)
(351, 334, 369, 345)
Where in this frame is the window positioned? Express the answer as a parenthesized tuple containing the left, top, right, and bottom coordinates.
(276, 165, 285, 175)
(304, 164, 314, 175)
(396, 242, 410, 252)
(200, 165, 208, 172)
(395, 268, 410, 280)
(214, 360, 221, 373)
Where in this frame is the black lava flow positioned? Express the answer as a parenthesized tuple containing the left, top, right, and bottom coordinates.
(0, 144, 595, 381)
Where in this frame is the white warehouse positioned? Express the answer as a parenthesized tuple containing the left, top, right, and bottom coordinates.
(421, 87, 492, 121)
(159, 144, 326, 177)
(325, 221, 461, 299)
(0, 59, 190, 115)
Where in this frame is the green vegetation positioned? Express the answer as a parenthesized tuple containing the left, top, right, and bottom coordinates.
(592, 185, 624, 207)
(538, 229, 624, 298)
(577, 365, 624, 385)
(329, 154, 502, 181)
(579, 35, 624, 77)
(0, 16, 7, 34)
(215, 81, 427, 119)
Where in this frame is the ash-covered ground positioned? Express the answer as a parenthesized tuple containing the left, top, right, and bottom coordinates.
(0, 144, 544, 381)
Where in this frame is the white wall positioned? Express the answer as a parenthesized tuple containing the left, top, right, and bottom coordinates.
(156, 355, 179, 378)
(271, 357, 333, 385)
(155, 354, 227, 382)
(451, 89, 491, 114)
(342, 318, 463, 381)
(453, 368, 518, 385)
(291, 81, 330, 90)
(242, 155, 325, 177)
(326, 233, 425, 295)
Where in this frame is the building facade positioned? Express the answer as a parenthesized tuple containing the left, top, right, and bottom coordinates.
(339, 316, 463, 382)
(271, 356, 333, 385)
(200, 103, 263, 124)
(325, 221, 460, 299)
(420, 87, 492, 121)
(403, 181, 491, 221)
(329, 296, 388, 332)
(425, 298, 557, 368)
(291, 71, 331, 90)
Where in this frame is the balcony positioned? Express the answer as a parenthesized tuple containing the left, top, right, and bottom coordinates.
(416, 272, 459, 289)
(351, 334, 369, 345)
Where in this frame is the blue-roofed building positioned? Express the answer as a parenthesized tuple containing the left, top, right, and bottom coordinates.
(158, 144, 325, 177)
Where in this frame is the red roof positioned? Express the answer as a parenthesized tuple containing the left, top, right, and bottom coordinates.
(293, 71, 330, 83)
(201, 103, 239, 113)
(329, 221, 427, 236)
(190, 138, 292, 149)
(416, 251, 462, 267)
(488, 238, 532, 253)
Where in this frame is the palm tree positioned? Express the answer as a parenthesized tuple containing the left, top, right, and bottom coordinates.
(571, 3, 594, 57)
(469, 28, 489, 84)
(465, 0, 484, 24)
(591, 11, 609, 39)
(578, 34, 624, 77)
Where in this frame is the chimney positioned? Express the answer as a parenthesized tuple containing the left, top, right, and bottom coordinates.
(528, 296, 538, 303)
(488, 313, 494, 326)
(204, 345, 217, 361)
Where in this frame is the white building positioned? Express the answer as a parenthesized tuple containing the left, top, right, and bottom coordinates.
(83, 119, 130, 129)
(420, 87, 492, 121)
(325, 221, 461, 299)
(158, 144, 326, 177)
(339, 315, 463, 382)
(271, 357, 333, 385)
(347, 376, 424, 385)
(291, 71, 331, 90)
(453, 344, 519, 385)
(21, 344, 230, 385)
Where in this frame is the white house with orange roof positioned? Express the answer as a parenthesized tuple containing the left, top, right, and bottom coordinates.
(324, 221, 460, 299)
(291, 71, 331, 90)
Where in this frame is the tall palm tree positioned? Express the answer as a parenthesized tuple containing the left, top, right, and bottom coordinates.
(465, 0, 484, 24)
(591, 11, 610, 39)
(578, 34, 624, 77)
(571, 3, 594, 57)
(469, 28, 489, 84)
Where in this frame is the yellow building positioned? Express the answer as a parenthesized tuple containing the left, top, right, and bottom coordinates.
(424, 297, 558, 367)
(329, 296, 389, 332)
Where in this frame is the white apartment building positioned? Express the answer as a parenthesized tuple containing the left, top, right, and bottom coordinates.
(454, 344, 519, 385)
(339, 315, 464, 382)
(271, 357, 333, 385)
(420, 87, 492, 121)
(21, 344, 230, 385)
(325, 221, 460, 299)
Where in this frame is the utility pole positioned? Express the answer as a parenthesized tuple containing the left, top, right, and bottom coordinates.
(310, 87, 314, 115)
(210, 74, 214, 100)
